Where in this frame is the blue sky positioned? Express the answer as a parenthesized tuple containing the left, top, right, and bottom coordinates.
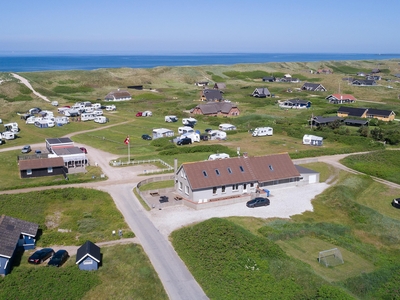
(1, 0, 399, 54)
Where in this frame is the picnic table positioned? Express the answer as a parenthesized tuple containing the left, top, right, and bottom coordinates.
(159, 196, 169, 203)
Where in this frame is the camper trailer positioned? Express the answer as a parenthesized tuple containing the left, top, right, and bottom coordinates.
(34, 119, 55, 128)
(152, 128, 174, 139)
(208, 153, 230, 160)
(219, 123, 237, 131)
(4, 123, 19, 133)
(51, 101, 59, 106)
(165, 115, 178, 122)
(64, 109, 80, 117)
(80, 113, 95, 121)
(26, 116, 39, 124)
(182, 117, 197, 126)
(94, 116, 108, 124)
(106, 105, 116, 111)
(1, 131, 15, 140)
(252, 127, 273, 137)
(58, 106, 70, 114)
(209, 130, 227, 140)
(84, 106, 95, 113)
(303, 134, 323, 146)
(93, 109, 103, 116)
(92, 103, 101, 109)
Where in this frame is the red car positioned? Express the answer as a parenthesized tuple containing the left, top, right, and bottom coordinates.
(136, 112, 143, 117)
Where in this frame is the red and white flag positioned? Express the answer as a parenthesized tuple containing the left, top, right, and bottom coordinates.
(124, 136, 130, 145)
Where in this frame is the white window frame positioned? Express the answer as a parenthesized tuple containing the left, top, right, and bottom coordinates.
(27, 169, 32, 175)
(48, 167, 53, 173)
(185, 185, 189, 195)
(179, 181, 183, 191)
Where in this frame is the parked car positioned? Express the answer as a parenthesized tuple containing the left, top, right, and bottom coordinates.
(136, 112, 143, 117)
(246, 197, 270, 208)
(35, 150, 42, 154)
(21, 145, 31, 153)
(142, 134, 152, 140)
(28, 248, 55, 264)
(392, 198, 400, 209)
(48, 250, 69, 267)
(205, 128, 212, 133)
(177, 137, 192, 145)
(80, 147, 87, 154)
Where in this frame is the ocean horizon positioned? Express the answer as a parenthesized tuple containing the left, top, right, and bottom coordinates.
(1, 52, 400, 72)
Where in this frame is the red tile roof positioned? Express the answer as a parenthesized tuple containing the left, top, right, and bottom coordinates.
(331, 94, 357, 100)
(18, 157, 65, 171)
(181, 153, 300, 190)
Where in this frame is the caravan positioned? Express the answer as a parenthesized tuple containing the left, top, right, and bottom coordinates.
(142, 111, 152, 117)
(219, 123, 237, 131)
(34, 119, 55, 128)
(105, 105, 116, 111)
(178, 126, 194, 135)
(94, 116, 108, 124)
(182, 117, 197, 126)
(303, 134, 323, 146)
(93, 109, 103, 116)
(55, 116, 69, 126)
(1, 131, 15, 140)
(209, 130, 227, 140)
(181, 132, 200, 143)
(81, 113, 95, 121)
(252, 127, 273, 137)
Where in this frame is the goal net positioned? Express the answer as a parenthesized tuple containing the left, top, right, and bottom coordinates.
(318, 248, 344, 267)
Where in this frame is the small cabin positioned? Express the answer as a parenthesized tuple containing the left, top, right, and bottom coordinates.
(76, 240, 101, 271)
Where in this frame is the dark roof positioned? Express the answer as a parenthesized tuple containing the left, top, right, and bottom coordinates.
(337, 107, 367, 117)
(302, 82, 324, 90)
(18, 157, 65, 171)
(351, 79, 376, 85)
(252, 88, 271, 97)
(367, 108, 395, 117)
(344, 119, 369, 125)
(52, 146, 85, 156)
(0, 215, 38, 257)
(194, 102, 237, 115)
(180, 153, 300, 190)
(214, 83, 226, 89)
(295, 165, 319, 174)
(201, 89, 223, 101)
(312, 116, 343, 124)
(285, 99, 310, 105)
(76, 240, 101, 264)
(46, 138, 73, 145)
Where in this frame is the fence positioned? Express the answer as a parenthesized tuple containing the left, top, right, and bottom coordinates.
(110, 158, 174, 174)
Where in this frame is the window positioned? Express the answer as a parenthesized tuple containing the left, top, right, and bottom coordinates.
(269, 165, 274, 171)
(27, 169, 32, 175)
(232, 184, 239, 191)
(222, 186, 226, 193)
(227, 167, 232, 174)
(244, 184, 247, 190)
(250, 183, 254, 187)
(179, 182, 183, 190)
(213, 187, 217, 194)
(48, 167, 53, 173)
(215, 169, 220, 176)
(239, 166, 244, 172)
(83, 259, 93, 265)
(202, 170, 208, 177)
(185, 185, 189, 195)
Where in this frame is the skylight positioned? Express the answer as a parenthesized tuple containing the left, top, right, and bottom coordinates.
(202, 170, 208, 177)
(239, 166, 244, 172)
(215, 169, 220, 176)
(227, 167, 232, 174)
(269, 165, 274, 171)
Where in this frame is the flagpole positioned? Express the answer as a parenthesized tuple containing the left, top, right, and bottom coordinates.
(128, 141, 130, 163)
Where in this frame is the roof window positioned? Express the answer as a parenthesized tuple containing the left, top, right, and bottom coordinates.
(202, 170, 208, 177)
(269, 165, 274, 171)
(215, 169, 220, 176)
(239, 166, 244, 172)
(227, 167, 232, 174)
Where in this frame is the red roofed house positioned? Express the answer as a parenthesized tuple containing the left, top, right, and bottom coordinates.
(326, 94, 357, 104)
(175, 153, 319, 204)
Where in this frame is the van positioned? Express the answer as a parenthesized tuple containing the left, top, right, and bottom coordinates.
(252, 127, 273, 137)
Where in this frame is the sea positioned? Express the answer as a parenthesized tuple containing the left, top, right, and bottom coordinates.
(1, 53, 400, 72)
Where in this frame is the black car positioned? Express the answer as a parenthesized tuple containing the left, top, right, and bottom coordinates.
(392, 198, 400, 209)
(48, 250, 69, 267)
(246, 197, 270, 208)
(205, 128, 212, 133)
(177, 137, 192, 145)
(142, 134, 152, 140)
(28, 248, 55, 264)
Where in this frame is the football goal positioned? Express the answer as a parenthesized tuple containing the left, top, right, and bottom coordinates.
(318, 248, 344, 267)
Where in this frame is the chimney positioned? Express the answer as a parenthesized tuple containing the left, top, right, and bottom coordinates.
(243, 152, 248, 158)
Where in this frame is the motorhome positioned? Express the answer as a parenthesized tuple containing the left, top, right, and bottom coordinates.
(178, 126, 194, 135)
(303, 134, 323, 146)
(1, 131, 15, 140)
(4, 123, 19, 132)
(209, 130, 227, 140)
(81, 113, 96, 121)
(34, 119, 55, 128)
(165, 115, 178, 122)
(106, 105, 116, 111)
(252, 127, 273, 137)
(219, 123, 237, 131)
(208, 153, 230, 160)
(182, 117, 197, 126)
(94, 116, 108, 124)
